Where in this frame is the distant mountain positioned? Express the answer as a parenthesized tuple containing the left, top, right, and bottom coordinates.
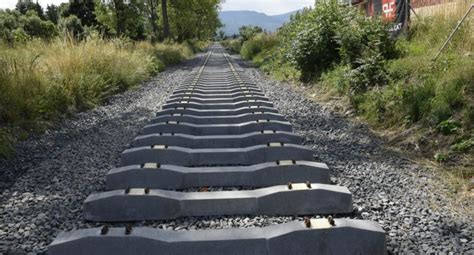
(219, 10, 299, 36)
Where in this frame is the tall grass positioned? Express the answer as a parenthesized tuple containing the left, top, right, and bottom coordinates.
(221, 39, 242, 54)
(240, 33, 278, 61)
(0, 37, 200, 156)
(317, 4, 473, 179)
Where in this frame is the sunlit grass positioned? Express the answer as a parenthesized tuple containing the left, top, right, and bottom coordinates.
(0, 37, 201, 156)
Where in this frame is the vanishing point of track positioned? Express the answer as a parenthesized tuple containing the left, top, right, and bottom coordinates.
(48, 44, 387, 254)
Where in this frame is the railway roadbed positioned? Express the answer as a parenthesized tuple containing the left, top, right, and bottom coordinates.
(0, 48, 472, 254)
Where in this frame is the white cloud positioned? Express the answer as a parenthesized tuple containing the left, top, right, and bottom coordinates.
(221, 0, 314, 15)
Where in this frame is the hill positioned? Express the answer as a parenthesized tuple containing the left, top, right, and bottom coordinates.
(219, 10, 298, 36)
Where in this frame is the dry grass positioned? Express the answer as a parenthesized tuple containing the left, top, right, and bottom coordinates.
(0, 37, 197, 156)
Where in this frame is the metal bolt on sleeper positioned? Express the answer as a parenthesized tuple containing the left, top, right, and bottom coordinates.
(328, 215, 335, 226)
(100, 225, 108, 235)
(125, 224, 132, 235)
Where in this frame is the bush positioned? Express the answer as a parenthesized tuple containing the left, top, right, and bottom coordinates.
(222, 39, 241, 54)
(59, 15, 84, 39)
(279, 3, 396, 81)
(347, 52, 388, 96)
(240, 33, 278, 60)
(279, 5, 340, 78)
(239, 26, 263, 41)
(437, 120, 460, 135)
(19, 10, 56, 39)
(151, 42, 193, 66)
(0, 9, 56, 44)
(184, 40, 210, 53)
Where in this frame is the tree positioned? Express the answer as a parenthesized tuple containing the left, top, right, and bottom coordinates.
(161, 0, 170, 38)
(46, 4, 59, 24)
(0, 10, 20, 45)
(19, 10, 56, 39)
(15, 0, 44, 19)
(143, 0, 159, 41)
(95, 0, 146, 39)
(167, 0, 221, 42)
(64, 0, 98, 27)
(239, 25, 262, 41)
(218, 30, 225, 40)
(59, 15, 84, 38)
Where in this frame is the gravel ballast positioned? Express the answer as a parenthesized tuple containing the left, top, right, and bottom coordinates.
(0, 52, 472, 253)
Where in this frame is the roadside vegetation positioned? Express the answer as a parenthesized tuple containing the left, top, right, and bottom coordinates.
(0, 0, 220, 157)
(224, 2, 473, 194)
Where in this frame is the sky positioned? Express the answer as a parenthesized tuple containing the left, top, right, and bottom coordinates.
(0, 0, 314, 15)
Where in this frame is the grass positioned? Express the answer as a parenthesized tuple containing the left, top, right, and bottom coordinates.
(225, 3, 473, 198)
(240, 33, 278, 61)
(0, 36, 205, 157)
(221, 39, 242, 54)
(322, 9, 473, 197)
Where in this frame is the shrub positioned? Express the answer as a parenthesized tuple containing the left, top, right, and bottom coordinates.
(58, 15, 84, 39)
(347, 51, 388, 96)
(222, 39, 241, 54)
(279, 3, 396, 81)
(151, 43, 193, 66)
(437, 120, 460, 135)
(240, 33, 278, 60)
(319, 65, 351, 94)
(19, 10, 56, 39)
(451, 137, 474, 153)
(239, 26, 263, 41)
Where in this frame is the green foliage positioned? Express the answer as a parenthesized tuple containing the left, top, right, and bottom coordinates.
(0, 9, 56, 44)
(279, 4, 342, 79)
(59, 15, 84, 39)
(278, 3, 396, 81)
(238, 25, 263, 41)
(434, 152, 448, 162)
(168, 0, 222, 42)
(347, 52, 388, 96)
(0, 38, 198, 156)
(94, 0, 147, 40)
(16, 0, 44, 19)
(46, 4, 59, 24)
(231, 2, 472, 168)
(63, 0, 97, 27)
(222, 39, 241, 54)
(20, 10, 56, 39)
(240, 33, 277, 60)
(150, 42, 193, 66)
(437, 120, 460, 135)
(451, 137, 474, 153)
(461, 104, 474, 130)
(319, 65, 351, 94)
(3, 0, 220, 43)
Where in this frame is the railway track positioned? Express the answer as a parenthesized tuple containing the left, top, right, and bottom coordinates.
(48, 44, 387, 254)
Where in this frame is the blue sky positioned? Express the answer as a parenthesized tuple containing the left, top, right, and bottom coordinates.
(0, 0, 314, 15)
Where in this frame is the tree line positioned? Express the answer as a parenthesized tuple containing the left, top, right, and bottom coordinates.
(0, 0, 222, 44)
